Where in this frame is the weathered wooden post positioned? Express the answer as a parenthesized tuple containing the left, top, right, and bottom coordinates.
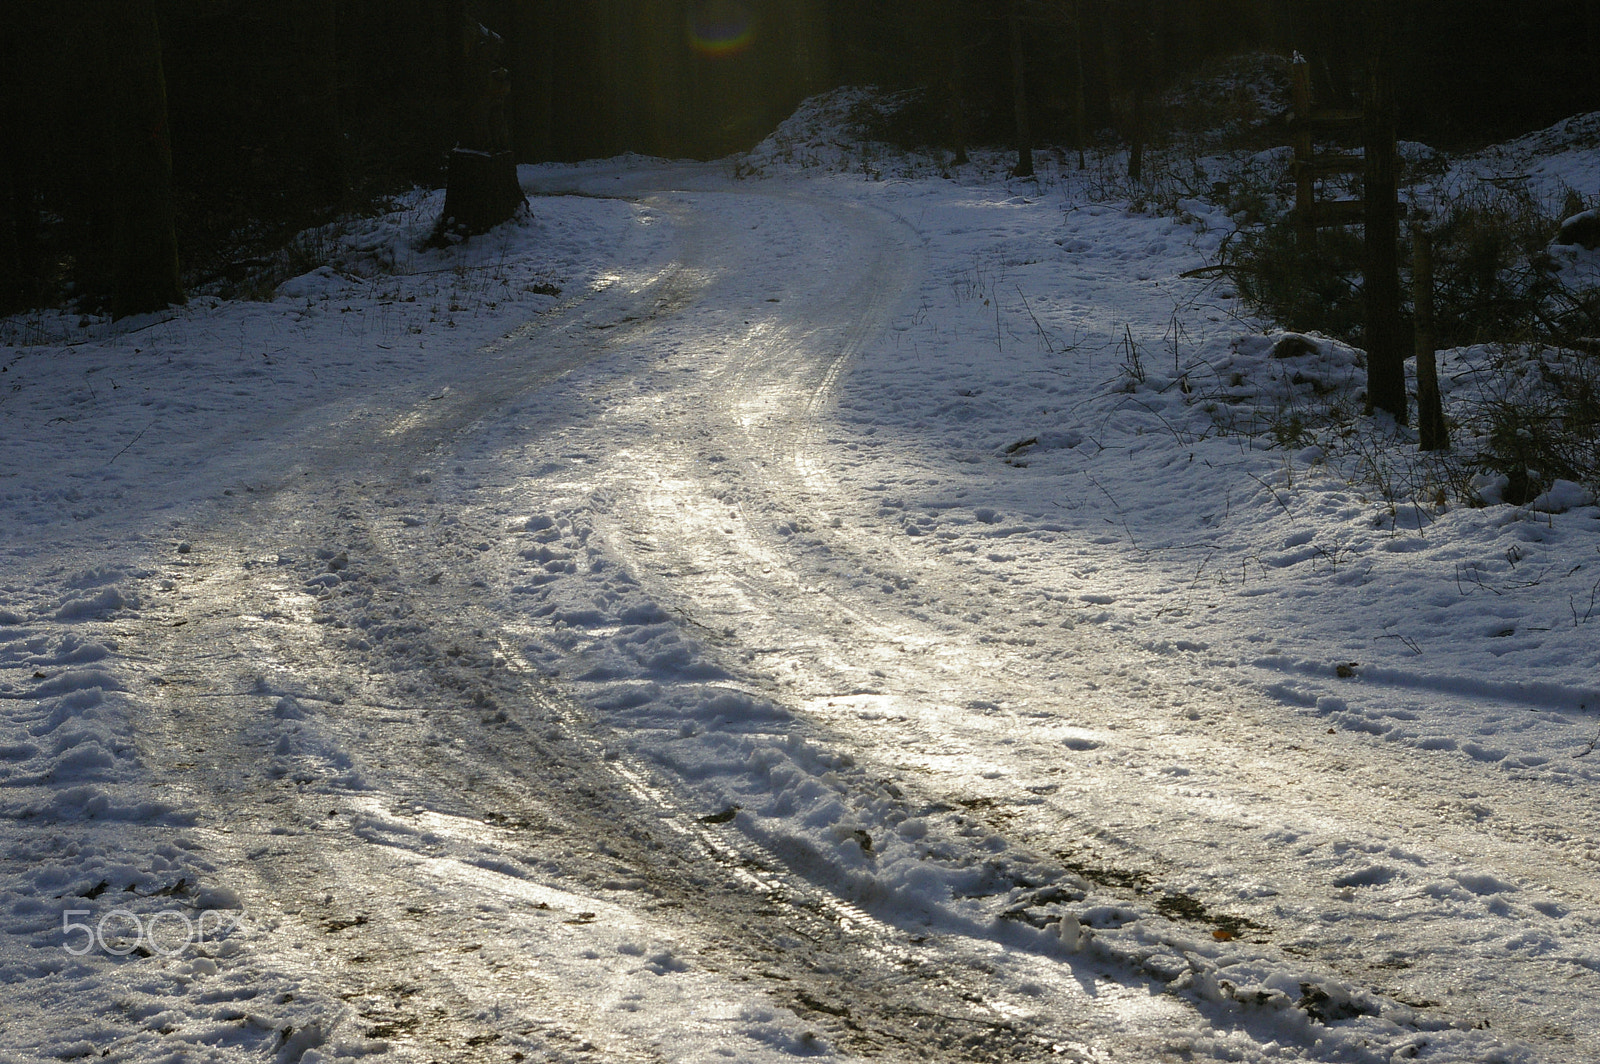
(1412, 226, 1449, 451)
(1362, 0, 1407, 425)
(1287, 52, 1363, 237)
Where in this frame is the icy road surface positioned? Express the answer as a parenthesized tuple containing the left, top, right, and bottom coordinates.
(5, 153, 1600, 1063)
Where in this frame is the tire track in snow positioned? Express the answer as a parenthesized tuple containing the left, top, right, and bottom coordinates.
(123, 187, 1145, 1063)
(562, 184, 1571, 1061)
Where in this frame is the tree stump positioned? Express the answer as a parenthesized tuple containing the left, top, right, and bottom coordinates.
(438, 148, 526, 238)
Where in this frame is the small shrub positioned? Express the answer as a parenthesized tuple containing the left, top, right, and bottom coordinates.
(1227, 218, 1368, 343)
(1461, 344, 1600, 502)
(1219, 169, 1600, 499)
(850, 87, 967, 155)
(1426, 182, 1563, 347)
(1223, 179, 1578, 349)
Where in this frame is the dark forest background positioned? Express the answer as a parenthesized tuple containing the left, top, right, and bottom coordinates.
(3, 1, 1598, 316)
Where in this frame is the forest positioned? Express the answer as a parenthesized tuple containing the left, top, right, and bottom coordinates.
(3, 1, 1598, 318)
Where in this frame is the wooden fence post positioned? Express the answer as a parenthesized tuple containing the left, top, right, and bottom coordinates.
(1412, 226, 1449, 451)
(1289, 55, 1363, 240)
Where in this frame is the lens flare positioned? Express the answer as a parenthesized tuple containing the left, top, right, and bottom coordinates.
(688, 0, 754, 58)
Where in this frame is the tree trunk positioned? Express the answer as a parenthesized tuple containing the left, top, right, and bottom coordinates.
(512, 0, 557, 161)
(941, 0, 968, 165)
(1362, 0, 1406, 424)
(1071, 0, 1088, 169)
(1007, 0, 1033, 177)
(0, 157, 22, 315)
(0, 13, 26, 313)
(286, 0, 344, 203)
(1588, 0, 1600, 109)
(1413, 226, 1448, 451)
(950, 37, 970, 166)
(1127, 0, 1156, 182)
(1096, 0, 1122, 120)
(103, 0, 184, 318)
(435, 15, 527, 242)
(1128, 82, 1145, 182)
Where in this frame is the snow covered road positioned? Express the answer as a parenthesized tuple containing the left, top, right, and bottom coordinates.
(5, 140, 1600, 1063)
(505, 174, 1600, 1061)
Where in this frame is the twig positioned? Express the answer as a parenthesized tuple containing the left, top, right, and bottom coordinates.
(1243, 470, 1292, 515)
(1119, 395, 1192, 449)
(1165, 304, 1190, 376)
(1380, 623, 1423, 655)
(1190, 546, 1220, 588)
(1084, 473, 1140, 550)
(1117, 324, 1145, 383)
(1013, 285, 1055, 354)
(1572, 575, 1600, 626)
(109, 417, 158, 465)
(1178, 264, 1234, 279)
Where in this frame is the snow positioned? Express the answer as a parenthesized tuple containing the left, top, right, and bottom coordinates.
(1451, 111, 1600, 208)
(4, 95, 1600, 1061)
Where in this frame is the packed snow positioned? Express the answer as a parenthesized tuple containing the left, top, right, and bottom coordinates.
(4, 89, 1600, 1062)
